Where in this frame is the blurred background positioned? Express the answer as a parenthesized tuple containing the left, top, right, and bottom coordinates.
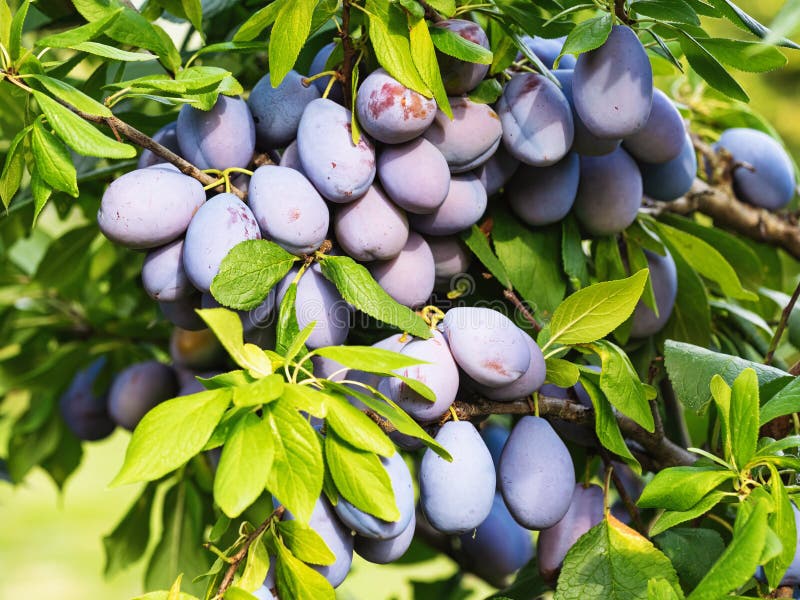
(0, 1, 798, 599)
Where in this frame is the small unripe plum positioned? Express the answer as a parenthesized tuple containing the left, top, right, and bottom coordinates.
(108, 361, 179, 430)
(356, 69, 437, 144)
(623, 89, 685, 164)
(369, 232, 435, 308)
(442, 307, 531, 387)
(426, 236, 472, 290)
(507, 153, 579, 226)
(472, 333, 545, 401)
(433, 19, 490, 95)
(98, 167, 205, 249)
(249, 165, 329, 256)
(499, 416, 575, 529)
(419, 421, 496, 534)
(355, 515, 415, 564)
(334, 185, 409, 261)
(159, 293, 206, 331)
(248, 70, 320, 149)
(59, 357, 115, 441)
(630, 249, 677, 338)
(475, 144, 520, 196)
(177, 95, 256, 170)
(142, 238, 193, 302)
(640, 133, 697, 202)
(377, 138, 451, 214)
(138, 121, 180, 168)
(169, 327, 227, 371)
(573, 25, 653, 139)
(408, 173, 487, 236)
(497, 72, 574, 167)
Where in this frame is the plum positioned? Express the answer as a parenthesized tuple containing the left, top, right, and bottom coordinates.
(59, 357, 115, 441)
(177, 95, 256, 170)
(137, 121, 180, 168)
(521, 35, 576, 69)
(248, 70, 320, 149)
(624, 89, 685, 164)
(471, 333, 545, 401)
(441, 307, 530, 387)
(183, 193, 261, 292)
(356, 69, 437, 144)
(499, 416, 575, 529)
(377, 138, 451, 214)
(297, 98, 376, 203)
(159, 292, 206, 331)
(308, 42, 344, 103)
(475, 144, 520, 196)
(716, 127, 795, 210)
(419, 420, 496, 534)
(433, 19, 490, 95)
(279, 140, 305, 175)
(408, 173, 487, 236)
(248, 165, 329, 255)
(573, 147, 642, 236)
(310, 355, 347, 382)
(543, 383, 597, 448)
(507, 152, 579, 226)
(480, 422, 510, 473)
(169, 327, 227, 371)
(97, 167, 205, 249)
(334, 184, 409, 261)
(630, 249, 677, 338)
(573, 25, 653, 139)
(108, 361, 179, 430)
(355, 515, 415, 564)
(380, 330, 459, 423)
(200, 290, 275, 334)
(142, 238, 193, 302)
(334, 451, 415, 539)
(369, 232, 435, 308)
(423, 98, 502, 173)
(639, 133, 697, 202)
(537, 483, 604, 582)
(426, 236, 472, 290)
(497, 72, 574, 166)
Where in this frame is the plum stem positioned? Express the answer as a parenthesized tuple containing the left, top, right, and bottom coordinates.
(764, 276, 800, 365)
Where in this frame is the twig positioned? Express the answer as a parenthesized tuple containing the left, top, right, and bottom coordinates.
(613, 0, 632, 24)
(340, 0, 355, 102)
(503, 288, 542, 332)
(764, 277, 800, 365)
(600, 450, 646, 533)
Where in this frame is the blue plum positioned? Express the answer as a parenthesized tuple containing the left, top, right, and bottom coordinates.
(369, 232, 435, 308)
(356, 69, 437, 144)
(408, 173, 487, 236)
(279, 140, 305, 175)
(159, 293, 206, 331)
(334, 185, 409, 261)
(98, 167, 205, 249)
(308, 42, 344, 103)
(334, 451, 415, 539)
(200, 289, 275, 334)
(543, 383, 597, 447)
(419, 421, 496, 534)
(355, 514, 415, 564)
(248, 165, 329, 255)
(497, 73, 574, 166)
(433, 19, 490, 95)
(142, 238, 193, 302)
(521, 35, 576, 69)
(310, 355, 347, 382)
(441, 307, 530, 387)
(138, 121, 180, 168)
(426, 235, 472, 291)
(177, 95, 256, 170)
(423, 98, 502, 173)
(480, 422, 509, 473)
(630, 249, 677, 338)
(475, 144, 520, 196)
(573, 147, 642, 236)
(623, 89, 685, 164)
(472, 333, 545, 401)
(108, 361, 179, 431)
(183, 193, 261, 292)
(507, 152, 579, 226)
(537, 483, 604, 582)
(716, 127, 795, 210)
(573, 26, 653, 139)
(499, 416, 575, 529)
(297, 98, 376, 203)
(59, 358, 115, 441)
(377, 138, 451, 214)
(640, 133, 697, 202)
(248, 70, 320, 149)
(169, 327, 226, 371)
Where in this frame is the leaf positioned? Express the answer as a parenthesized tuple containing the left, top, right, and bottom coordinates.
(468, 78, 504, 104)
(710, 375, 733, 462)
(213, 413, 275, 518)
(647, 578, 683, 600)
(653, 528, 725, 591)
(558, 14, 613, 66)
(31, 120, 79, 197)
(9, 0, 30, 60)
(707, 0, 800, 49)
(269, 0, 318, 86)
(103, 483, 157, 577)
(30, 74, 112, 117)
(554, 516, 682, 600)
(425, 0, 456, 17)
(729, 369, 759, 469)
(112, 389, 232, 486)
(547, 270, 649, 347)
(429, 25, 493, 64)
(274, 534, 335, 600)
(760, 376, 800, 425)
(545, 358, 581, 388)
(324, 430, 399, 522)
(661, 237, 711, 347)
(281, 384, 327, 419)
(696, 38, 787, 72)
(675, 32, 749, 102)
(72, 41, 157, 61)
(233, 0, 286, 42)
(460, 225, 511, 289)
(648, 491, 727, 537)
(0, 126, 29, 209)
(322, 391, 395, 457)
(592, 340, 654, 432)
(36, 10, 122, 47)
(33, 91, 136, 159)
(313, 345, 425, 374)
(562, 215, 590, 290)
(277, 520, 335, 566)
(637, 467, 735, 511)
(238, 532, 269, 592)
(198, 308, 273, 376)
(264, 400, 323, 523)
(0, 0, 11, 48)
(580, 377, 640, 472)
(318, 255, 431, 339)
(687, 495, 769, 600)
(631, 0, 700, 25)
(409, 18, 451, 118)
(232, 374, 285, 408)
(276, 282, 302, 356)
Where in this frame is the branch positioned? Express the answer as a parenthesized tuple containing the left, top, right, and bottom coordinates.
(504, 288, 543, 332)
(764, 276, 800, 365)
(340, 0, 355, 102)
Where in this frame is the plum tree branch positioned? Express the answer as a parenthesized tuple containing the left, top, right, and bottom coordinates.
(764, 276, 800, 365)
(340, 0, 355, 103)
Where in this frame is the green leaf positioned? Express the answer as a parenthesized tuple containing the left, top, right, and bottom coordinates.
(264, 400, 323, 523)
(729, 368, 759, 469)
(631, 0, 700, 24)
(277, 520, 335, 566)
(233, 0, 286, 42)
(322, 391, 395, 457)
(696, 37, 787, 72)
(324, 431, 399, 522)
(707, 0, 800, 49)
(460, 225, 511, 289)
(112, 389, 232, 486)
(281, 384, 327, 419)
(425, 0, 456, 16)
(710, 375, 733, 463)
(31, 120, 79, 197)
(580, 376, 640, 472)
(429, 24, 493, 64)
(0, 125, 30, 209)
(223, 588, 258, 600)
(213, 413, 275, 518)
(638, 467, 735, 511)
(760, 376, 800, 425)
(103, 483, 157, 577)
(36, 10, 122, 47)
(764, 465, 796, 588)
(647, 578, 683, 600)
(33, 91, 136, 159)
(409, 18, 452, 117)
(653, 528, 724, 591)
(661, 235, 712, 346)
(493, 209, 565, 318)
(232, 374, 285, 408)
(9, 0, 30, 60)
(545, 358, 581, 388)
(72, 41, 157, 61)
(134, 592, 200, 600)
(675, 32, 749, 102)
(547, 270, 649, 347)
(592, 340, 654, 432)
(687, 495, 769, 600)
(269, 0, 318, 86)
(313, 345, 425, 374)
(276, 282, 302, 356)
(318, 255, 431, 339)
(554, 516, 682, 600)
(557, 14, 613, 66)
(238, 532, 269, 592)
(0, 0, 11, 48)
(648, 491, 727, 537)
(198, 308, 273, 376)
(562, 215, 590, 290)
(468, 78, 504, 104)
(274, 533, 335, 600)
(30, 74, 113, 117)
(663, 340, 787, 412)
